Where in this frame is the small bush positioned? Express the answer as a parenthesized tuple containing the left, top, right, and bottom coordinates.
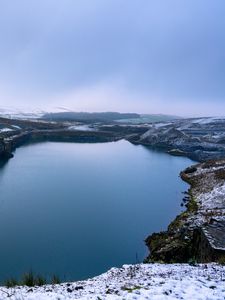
(22, 271, 35, 287)
(4, 278, 18, 288)
(51, 275, 60, 284)
(35, 275, 47, 286)
(187, 196, 198, 212)
(121, 286, 141, 293)
(218, 256, 225, 265)
(4, 272, 61, 287)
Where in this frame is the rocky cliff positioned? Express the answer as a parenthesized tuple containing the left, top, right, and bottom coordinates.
(145, 159, 225, 263)
(128, 117, 225, 161)
(0, 138, 13, 159)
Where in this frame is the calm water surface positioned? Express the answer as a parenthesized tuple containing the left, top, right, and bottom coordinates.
(0, 140, 193, 281)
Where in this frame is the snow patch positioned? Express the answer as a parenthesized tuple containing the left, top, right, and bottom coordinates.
(68, 125, 97, 131)
(0, 128, 13, 133)
(199, 183, 225, 210)
(0, 264, 224, 300)
(191, 117, 225, 125)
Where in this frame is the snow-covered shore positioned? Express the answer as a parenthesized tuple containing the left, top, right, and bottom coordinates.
(1, 264, 225, 300)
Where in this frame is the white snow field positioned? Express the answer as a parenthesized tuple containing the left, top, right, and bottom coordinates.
(1, 264, 225, 300)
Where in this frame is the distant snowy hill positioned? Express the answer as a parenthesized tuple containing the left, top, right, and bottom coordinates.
(0, 108, 45, 119)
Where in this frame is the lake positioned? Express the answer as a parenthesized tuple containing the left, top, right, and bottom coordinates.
(0, 140, 193, 282)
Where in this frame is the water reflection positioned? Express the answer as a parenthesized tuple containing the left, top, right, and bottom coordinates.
(0, 140, 193, 282)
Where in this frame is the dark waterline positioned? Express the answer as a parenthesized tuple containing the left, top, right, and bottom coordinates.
(0, 140, 192, 282)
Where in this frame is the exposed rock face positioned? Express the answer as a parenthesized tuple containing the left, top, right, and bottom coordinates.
(0, 138, 13, 159)
(0, 139, 4, 151)
(141, 126, 188, 146)
(128, 118, 225, 162)
(145, 159, 225, 263)
(192, 219, 225, 262)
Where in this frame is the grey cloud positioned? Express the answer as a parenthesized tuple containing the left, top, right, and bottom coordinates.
(0, 0, 224, 112)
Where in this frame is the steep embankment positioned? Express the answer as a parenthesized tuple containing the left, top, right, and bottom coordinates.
(145, 159, 225, 263)
(128, 118, 225, 161)
(0, 139, 14, 159)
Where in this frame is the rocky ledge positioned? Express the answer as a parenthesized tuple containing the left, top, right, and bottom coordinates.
(127, 117, 225, 162)
(145, 159, 225, 263)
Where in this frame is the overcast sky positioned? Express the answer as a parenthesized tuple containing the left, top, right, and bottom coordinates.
(0, 0, 225, 116)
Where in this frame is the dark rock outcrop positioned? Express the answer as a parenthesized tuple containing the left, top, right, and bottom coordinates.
(145, 159, 225, 263)
(0, 139, 13, 160)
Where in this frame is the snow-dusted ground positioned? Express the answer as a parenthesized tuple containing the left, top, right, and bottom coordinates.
(68, 125, 97, 131)
(199, 183, 225, 210)
(1, 264, 225, 300)
(186, 160, 225, 215)
(191, 117, 225, 125)
(0, 128, 13, 133)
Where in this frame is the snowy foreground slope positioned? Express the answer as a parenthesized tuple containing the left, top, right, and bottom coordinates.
(2, 264, 225, 300)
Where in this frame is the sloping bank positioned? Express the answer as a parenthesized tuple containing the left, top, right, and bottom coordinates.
(145, 159, 225, 263)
